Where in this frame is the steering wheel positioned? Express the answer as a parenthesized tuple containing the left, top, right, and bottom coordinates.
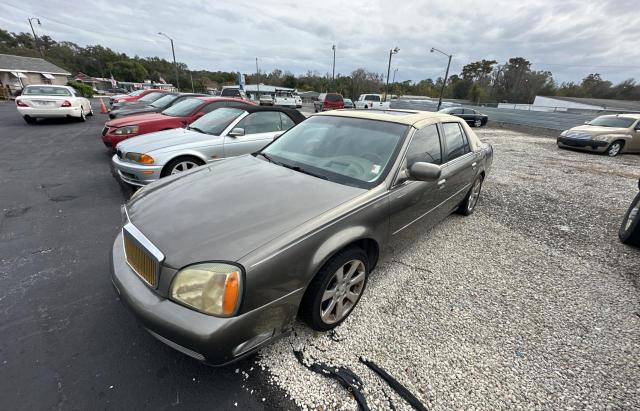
(361, 152, 383, 164)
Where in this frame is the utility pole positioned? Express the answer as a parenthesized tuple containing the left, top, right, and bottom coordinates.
(392, 68, 398, 83)
(158, 32, 180, 90)
(189, 71, 194, 92)
(385, 47, 399, 101)
(331, 44, 336, 89)
(430, 47, 452, 111)
(255, 57, 260, 97)
(27, 17, 44, 58)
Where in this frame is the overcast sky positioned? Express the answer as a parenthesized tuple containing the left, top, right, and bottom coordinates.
(2, 0, 639, 84)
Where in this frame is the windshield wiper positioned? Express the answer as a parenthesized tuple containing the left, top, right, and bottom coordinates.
(187, 126, 206, 134)
(280, 163, 328, 180)
(255, 152, 277, 164)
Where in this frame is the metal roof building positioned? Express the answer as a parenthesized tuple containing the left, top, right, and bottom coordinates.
(533, 95, 640, 112)
(0, 54, 71, 95)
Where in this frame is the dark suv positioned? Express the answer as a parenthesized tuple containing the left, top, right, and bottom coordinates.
(314, 93, 344, 112)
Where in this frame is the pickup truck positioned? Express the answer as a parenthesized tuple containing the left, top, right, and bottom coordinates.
(273, 91, 296, 108)
(355, 93, 390, 110)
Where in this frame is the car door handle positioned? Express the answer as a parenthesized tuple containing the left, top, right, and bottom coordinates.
(472, 162, 477, 167)
(437, 179, 446, 186)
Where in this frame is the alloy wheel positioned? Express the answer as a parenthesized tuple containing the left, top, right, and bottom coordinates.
(320, 259, 366, 324)
(474, 119, 482, 127)
(608, 142, 622, 157)
(468, 178, 482, 212)
(170, 160, 199, 174)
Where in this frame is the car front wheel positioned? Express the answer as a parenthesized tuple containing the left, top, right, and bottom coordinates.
(619, 192, 640, 246)
(300, 247, 369, 331)
(474, 119, 482, 127)
(607, 140, 624, 157)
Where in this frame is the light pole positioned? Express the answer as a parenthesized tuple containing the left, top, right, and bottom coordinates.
(385, 47, 399, 101)
(27, 17, 44, 58)
(331, 44, 336, 88)
(255, 57, 260, 97)
(392, 68, 398, 83)
(158, 32, 180, 90)
(430, 47, 452, 111)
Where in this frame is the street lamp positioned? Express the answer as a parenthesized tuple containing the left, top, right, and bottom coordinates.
(430, 47, 452, 111)
(158, 32, 180, 90)
(27, 17, 44, 58)
(385, 47, 399, 101)
(331, 44, 336, 90)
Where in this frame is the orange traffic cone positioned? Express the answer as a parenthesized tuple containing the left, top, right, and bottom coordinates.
(99, 97, 108, 114)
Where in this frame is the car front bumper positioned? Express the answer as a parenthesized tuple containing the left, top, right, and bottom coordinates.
(102, 129, 140, 148)
(110, 232, 302, 366)
(17, 106, 82, 118)
(557, 137, 608, 152)
(112, 154, 162, 186)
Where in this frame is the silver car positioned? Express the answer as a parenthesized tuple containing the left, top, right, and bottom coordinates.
(112, 106, 306, 186)
(111, 109, 493, 365)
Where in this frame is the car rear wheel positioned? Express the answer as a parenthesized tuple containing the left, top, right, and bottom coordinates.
(474, 119, 482, 127)
(619, 192, 640, 246)
(161, 156, 205, 177)
(607, 140, 624, 157)
(78, 107, 86, 122)
(23, 116, 36, 125)
(300, 247, 368, 331)
(457, 174, 483, 216)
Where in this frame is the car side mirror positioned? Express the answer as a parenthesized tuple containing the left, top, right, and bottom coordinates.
(228, 127, 245, 137)
(408, 162, 442, 182)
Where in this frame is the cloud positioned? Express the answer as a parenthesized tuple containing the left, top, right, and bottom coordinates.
(1, 0, 639, 84)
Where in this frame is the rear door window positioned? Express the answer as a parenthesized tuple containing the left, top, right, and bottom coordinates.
(326, 94, 342, 102)
(442, 122, 470, 162)
(406, 125, 442, 166)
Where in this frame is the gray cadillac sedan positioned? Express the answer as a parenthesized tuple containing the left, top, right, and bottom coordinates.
(111, 109, 493, 365)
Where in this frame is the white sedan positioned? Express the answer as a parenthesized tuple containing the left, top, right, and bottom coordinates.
(16, 84, 93, 124)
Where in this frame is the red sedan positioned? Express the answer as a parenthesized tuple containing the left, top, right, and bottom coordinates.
(112, 89, 166, 104)
(101, 97, 254, 148)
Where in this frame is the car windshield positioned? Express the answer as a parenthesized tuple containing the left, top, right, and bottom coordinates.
(150, 94, 178, 108)
(439, 107, 456, 113)
(128, 89, 145, 96)
(587, 116, 636, 128)
(364, 95, 380, 102)
(260, 116, 408, 189)
(23, 86, 72, 96)
(161, 98, 202, 117)
(138, 92, 164, 102)
(187, 108, 245, 135)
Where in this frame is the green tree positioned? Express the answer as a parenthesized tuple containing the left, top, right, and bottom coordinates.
(108, 60, 148, 82)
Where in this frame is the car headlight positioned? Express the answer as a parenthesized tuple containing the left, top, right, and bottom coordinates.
(560, 130, 568, 137)
(594, 135, 611, 141)
(170, 263, 243, 317)
(125, 152, 154, 164)
(114, 125, 139, 135)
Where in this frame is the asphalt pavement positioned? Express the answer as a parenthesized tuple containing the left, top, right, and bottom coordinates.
(0, 101, 293, 410)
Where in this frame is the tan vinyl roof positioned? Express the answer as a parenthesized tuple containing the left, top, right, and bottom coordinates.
(313, 109, 457, 126)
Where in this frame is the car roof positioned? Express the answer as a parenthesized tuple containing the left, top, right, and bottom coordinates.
(226, 104, 306, 123)
(313, 109, 459, 126)
(599, 113, 640, 119)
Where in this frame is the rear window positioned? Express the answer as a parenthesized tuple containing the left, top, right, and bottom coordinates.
(23, 86, 72, 96)
(326, 94, 343, 102)
(221, 88, 241, 97)
(364, 95, 381, 102)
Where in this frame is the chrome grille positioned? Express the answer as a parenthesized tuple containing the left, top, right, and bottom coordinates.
(122, 223, 163, 287)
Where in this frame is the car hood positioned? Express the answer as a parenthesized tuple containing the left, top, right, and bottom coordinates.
(569, 125, 630, 136)
(106, 112, 175, 127)
(117, 128, 216, 153)
(126, 155, 365, 267)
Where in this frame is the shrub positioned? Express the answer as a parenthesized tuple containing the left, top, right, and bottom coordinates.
(67, 81, 94, 98)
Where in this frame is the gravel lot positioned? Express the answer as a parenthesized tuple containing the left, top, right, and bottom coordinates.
(256, 126, 640, 410)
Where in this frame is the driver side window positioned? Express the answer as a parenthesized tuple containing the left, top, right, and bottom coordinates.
(405, 125, 442, 166)
(236, 111, 282, 134)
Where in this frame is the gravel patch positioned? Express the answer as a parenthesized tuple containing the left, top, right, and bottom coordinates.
(255, 127, 640, 410)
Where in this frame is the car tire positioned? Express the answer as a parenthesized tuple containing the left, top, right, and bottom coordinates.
(619, 192, 640, 247)
(607, 140, 624, 157)
(300, 247, 369, 331)
(23, 116, 36, 125)
(88, 105, 94, 116)
(456, 174, 484, 216)
(161, 156, 205, 177)
(78, 107, 86, 122)
(474, 119, 482, 127)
